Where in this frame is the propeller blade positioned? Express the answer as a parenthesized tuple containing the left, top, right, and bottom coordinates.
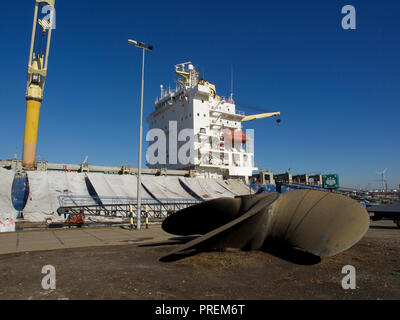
(161, 190, 370, 261)
(161, 193, 279, 261)
(267, 190, 370, 257)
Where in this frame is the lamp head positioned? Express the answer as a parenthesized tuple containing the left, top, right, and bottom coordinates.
(127, 39, 138, 46)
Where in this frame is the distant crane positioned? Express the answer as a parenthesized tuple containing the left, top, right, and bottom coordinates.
(376, 169, 388, 192)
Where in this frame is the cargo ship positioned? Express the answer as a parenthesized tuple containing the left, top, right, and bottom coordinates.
(147, 62, 271, 180)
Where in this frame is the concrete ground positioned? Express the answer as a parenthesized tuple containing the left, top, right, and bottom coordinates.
(0, 225, 171, 255)
(0, 220, 399, 300)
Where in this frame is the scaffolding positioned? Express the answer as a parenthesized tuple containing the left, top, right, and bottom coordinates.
(57, 199, 202, 222)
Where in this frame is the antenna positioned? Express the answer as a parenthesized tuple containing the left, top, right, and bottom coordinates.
(83, 155, 89, 164)
(230, 65, 234, 100)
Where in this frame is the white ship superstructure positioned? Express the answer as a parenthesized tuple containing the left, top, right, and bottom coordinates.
(147, 62, 278, 180)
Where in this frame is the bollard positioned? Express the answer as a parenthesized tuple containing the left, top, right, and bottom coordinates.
(145, 205, 149, 229)
(129, 205, 134, 230)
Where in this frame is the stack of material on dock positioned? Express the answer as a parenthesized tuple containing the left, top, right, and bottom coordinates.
(217, 179, 254, 196)
(367, 202, 400, 214)
(141, 176, 194, 200)
(1, 166, 255, 223)
(24, 171, 96, 222)
(86, 173, 152, 201)
(178, 177, 236, 199)
(0, 168, 17, 220)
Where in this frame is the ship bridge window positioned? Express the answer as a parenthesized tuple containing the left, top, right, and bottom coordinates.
(200, 128, 206, 134)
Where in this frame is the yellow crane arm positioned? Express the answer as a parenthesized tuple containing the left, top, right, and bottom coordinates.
(241, 112, 281, 122)
(23, 0, 55, 170)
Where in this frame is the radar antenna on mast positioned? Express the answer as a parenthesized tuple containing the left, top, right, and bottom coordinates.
(230, 65, 234, 102)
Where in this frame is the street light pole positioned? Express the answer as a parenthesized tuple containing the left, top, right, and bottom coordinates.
(137, 46, 145, 230)
(128, 39, 153, 230)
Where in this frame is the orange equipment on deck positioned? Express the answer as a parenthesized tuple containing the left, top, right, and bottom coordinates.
(222, 131, 248, 145)
(66, 214, 85, 228)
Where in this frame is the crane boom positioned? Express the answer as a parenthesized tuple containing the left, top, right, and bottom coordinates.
(241, 112, 281, 122)
(23, 0, 55, 169)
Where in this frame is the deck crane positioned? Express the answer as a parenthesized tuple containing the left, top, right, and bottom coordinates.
(23, 0, 55, 169)
(222, 101, 281, 145)
(234, 101, 281, 125)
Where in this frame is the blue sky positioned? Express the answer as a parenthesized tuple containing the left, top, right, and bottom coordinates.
(0, 0, 399, 189)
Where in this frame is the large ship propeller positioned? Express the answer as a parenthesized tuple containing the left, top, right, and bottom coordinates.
(161, 190, 370, 261)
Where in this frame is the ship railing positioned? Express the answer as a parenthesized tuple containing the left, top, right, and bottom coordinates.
(210, 105, 246, 116)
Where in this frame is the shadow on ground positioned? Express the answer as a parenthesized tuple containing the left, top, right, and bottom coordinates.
(261, 241, 322, 265)
(146, 235, 322, 265)
(139, 236, 199, 248)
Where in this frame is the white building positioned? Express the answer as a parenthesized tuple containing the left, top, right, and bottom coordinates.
(146, 62, 259, 180)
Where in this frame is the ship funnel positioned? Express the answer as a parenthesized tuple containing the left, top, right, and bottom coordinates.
(161, 190, 370, 261)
